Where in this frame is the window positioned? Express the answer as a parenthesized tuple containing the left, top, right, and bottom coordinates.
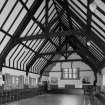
(62, 68, 79, 79)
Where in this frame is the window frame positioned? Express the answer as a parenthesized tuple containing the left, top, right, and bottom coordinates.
(61, 68, 80, 80)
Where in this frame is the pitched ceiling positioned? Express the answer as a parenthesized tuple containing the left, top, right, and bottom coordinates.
(0, 0, 105, 76)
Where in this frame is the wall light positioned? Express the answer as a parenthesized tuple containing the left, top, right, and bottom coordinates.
(89, 0, 97, 12)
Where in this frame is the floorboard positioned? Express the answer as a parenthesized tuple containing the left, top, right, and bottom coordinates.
(5, 94, 85, 105)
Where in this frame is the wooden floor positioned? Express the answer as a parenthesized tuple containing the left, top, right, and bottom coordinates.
(5, 94, 86, 105)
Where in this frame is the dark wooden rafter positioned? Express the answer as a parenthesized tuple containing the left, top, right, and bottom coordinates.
(19, 29, 85, 41)
(25, 0, 58, 75)
(61, 0, 73, 29)
(50, 59, 83, 64)
(86, 0, 98, 75)
(86, 0, 105, 73)
(101, 0, 105, 3)
(19, 0, 45, 31)
(20, 4, 85, 72)
(64, 40, 68, 60)
(0, 0, 44, 70)
(17, 1, 50, 71)
(87, 0, 99, 75)
(33, 51, 76, 57)
(18, 0, 72, 59)
(39, 39, 91, 77)
(70, 0, 105, 52)
(1, 0, 105, 76)
(26, 21, 61, 75)
(69, 35, 98, 71)
(58, 27, 62, 46)
(48, 7, 65, 29)
(45, 0, 49, 30)
(53, 0, 62, 26)
(87, 0, 93, 34)
(44, 0, 59, 49)
(57, 26, 67, 58)
(0, 29, 49, 62)
(14, 51, 25, 68)
(53, 0, 69, 30)
(27, 50, 76, 73)
(53, 0, 70, 59)
(26, 40, 48, 75)
(48, 37, 59, 48)
(40, 39, 67, 77)
(70, 0, 105, 73)
(0, 0, 8, 14)
(57, 0, 105, 72)
(54, 0, 74, 59)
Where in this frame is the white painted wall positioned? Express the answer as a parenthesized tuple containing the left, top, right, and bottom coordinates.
(49, 70, 94, 88)
(1, 54, 95, 89)
(80, 71, 94, 84)
(49, 55, 94, 88)
(2, 67, 41, 87)
(2, 67, 26, 76)
(2, 67, 49, 87)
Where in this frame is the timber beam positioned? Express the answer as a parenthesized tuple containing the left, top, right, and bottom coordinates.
(50, 59, 83, 64)
(35, 50, 76, 57)
(19, 29, 85, 41)
(56, 0, 105, 53)
(39, 40, 67, 77)
(26, 23, 61, 75)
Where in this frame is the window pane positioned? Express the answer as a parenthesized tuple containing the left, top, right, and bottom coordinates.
(64, 68, 68, 72)
(0, 32, 5, 43)
(21, 20, 34, 37)
(69, 68, 72, 73)
(73, 68, 77, 73)
(73, 73, 77, 79)
(69, 73, 72, 78)
(64, 73, 68, 79)
(0, 36, 10, 53)
(26, 0, 34, 9)
(3, 2, 22, 32)
(9, 9, 27, 34)
(62, 68, 79, 79)
(0, 0, 17, 27)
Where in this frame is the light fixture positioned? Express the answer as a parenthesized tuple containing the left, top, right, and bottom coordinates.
(87, 41, 91, 46)
(89, 0, 97, 12)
